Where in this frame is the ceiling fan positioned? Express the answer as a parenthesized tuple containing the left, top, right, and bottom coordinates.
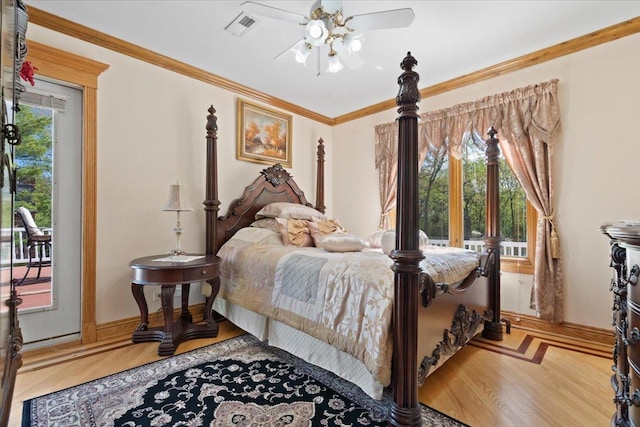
(240, 0, 415, 73)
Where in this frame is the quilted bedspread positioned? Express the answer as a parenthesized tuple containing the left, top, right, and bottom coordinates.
(217, 227, 481, 387)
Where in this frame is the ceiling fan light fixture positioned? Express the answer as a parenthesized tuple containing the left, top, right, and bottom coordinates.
(292, 42, 311, 65)
(348, 34, 363, 53)
(326, 51, 344, 73)
(305, 19, 327, 46)
(242, 1, 415, 74)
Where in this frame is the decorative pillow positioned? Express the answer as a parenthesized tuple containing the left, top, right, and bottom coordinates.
(366, 230, 386, 248)
(381, 229, 429, 255)
(255, 202, 327, 221)
(275, 217, 314, 247)
(381, 230, 396, 255)
(316, 233, 367, 253)
(228, 227, 283, 245)
(250, 218, 280, 233)
(307, 218, 347, 245)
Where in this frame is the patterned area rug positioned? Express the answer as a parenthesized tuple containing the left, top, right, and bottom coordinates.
(22, 334, 467, 426)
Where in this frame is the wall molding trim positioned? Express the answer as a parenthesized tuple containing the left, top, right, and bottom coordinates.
(28, 7, 640, 126)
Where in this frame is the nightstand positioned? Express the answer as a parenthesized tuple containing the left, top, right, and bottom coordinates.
(129, 254, 220, 356)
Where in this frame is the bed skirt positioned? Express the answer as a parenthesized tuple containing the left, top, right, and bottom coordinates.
(213, 275, 488, 400)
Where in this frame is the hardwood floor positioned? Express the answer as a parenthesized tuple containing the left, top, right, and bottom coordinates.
(10, 321, 613, 427)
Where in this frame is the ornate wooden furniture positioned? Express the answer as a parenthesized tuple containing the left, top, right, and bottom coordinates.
(0, 1, 28, 425)
(602, 222, 640, 426)
(203, 52, 504, 427)
(130, 254, 220, 356)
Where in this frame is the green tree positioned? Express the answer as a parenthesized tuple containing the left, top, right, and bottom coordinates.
(418, 135, 528, 249)
(418, 143, 448, 238)
(499, 159, 526, 242)
(462, 140, 487, 239)
(15, 106, 52, 227)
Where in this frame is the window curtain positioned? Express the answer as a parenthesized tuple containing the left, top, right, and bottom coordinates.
(374, 122, 398, 230)
(374, 79, 563, 322)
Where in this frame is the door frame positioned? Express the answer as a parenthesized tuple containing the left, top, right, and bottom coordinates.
(25, 40, 108, 344)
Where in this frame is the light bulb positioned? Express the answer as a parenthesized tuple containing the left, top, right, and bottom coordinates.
(349, 34, 363, 53)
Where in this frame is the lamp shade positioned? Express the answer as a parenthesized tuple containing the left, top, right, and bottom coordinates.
(162, 184, 193, 211)
(326, 54, 344, 73)
(292, 41, 311, 65)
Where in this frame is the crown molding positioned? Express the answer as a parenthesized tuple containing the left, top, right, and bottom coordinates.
(28, 6, 333, 126)
(333, 16, 640, 125)
(28, 6, 639, 126)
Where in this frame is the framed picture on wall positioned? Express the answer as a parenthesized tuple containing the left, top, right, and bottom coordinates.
(237, 99, 292, 168)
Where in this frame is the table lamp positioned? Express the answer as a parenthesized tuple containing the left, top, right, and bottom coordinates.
(163, 181, 193, 257)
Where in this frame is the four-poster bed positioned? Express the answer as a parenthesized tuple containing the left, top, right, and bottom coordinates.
(203, 52, 505, 426)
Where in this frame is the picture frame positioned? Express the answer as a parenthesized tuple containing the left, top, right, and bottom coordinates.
(237, 99, 292, 168)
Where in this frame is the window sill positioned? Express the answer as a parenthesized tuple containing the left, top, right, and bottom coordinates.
(501, 256, 534, 275)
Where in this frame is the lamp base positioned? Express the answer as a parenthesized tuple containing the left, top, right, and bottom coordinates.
(169, 249, 187, 257)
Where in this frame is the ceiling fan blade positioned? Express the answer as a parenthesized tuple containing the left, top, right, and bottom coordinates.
(273, 39, 305, 63)
(240, 1, 305, 24)
(348, 8, 415, 31)
(320, 0, 342, 14)
(338, 51, 364, 70)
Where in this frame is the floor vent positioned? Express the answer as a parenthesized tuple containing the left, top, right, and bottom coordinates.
(225, 12, 259, 37)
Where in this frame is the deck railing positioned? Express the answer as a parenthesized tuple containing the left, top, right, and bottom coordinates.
(430, 239, 528, 258)
(1, 230, 527, 265)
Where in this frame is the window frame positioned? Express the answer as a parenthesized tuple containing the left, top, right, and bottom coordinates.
(449, 155, 536, 275)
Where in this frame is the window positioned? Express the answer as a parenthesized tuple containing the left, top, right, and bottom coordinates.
(419, 132, 536, 274)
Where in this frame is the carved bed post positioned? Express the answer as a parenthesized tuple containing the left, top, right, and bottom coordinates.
(389, 52, 423, 427)
(482, 127, 505, 340)
(204, 105, 220, 255)
(315, 137, 325, 213)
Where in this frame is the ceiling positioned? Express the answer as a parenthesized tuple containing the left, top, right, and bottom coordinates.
(24, 1, 639, 119)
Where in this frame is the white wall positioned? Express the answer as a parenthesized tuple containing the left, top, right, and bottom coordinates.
(332, 33, 640, 329)
(28, 23, 640, 331)
(27, 25, 331, 324)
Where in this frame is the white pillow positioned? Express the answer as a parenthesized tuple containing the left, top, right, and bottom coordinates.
(316, 233, 367, 253)
(366, 230, 386, 248)
(255, 202, 327, 221)
(307, 218, 347, 246)
(381, 230, 396, 255)
(381, 229, 429, 255)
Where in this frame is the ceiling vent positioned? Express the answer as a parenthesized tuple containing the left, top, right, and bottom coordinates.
(225, 12, 259, 37)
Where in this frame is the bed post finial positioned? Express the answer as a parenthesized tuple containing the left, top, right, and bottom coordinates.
(482, 126, 506, 341)
(204, 105, 221, 255)
(396, 52, 420, 118)
(315, 138, 325, 214)
(389, 52, 423, 427)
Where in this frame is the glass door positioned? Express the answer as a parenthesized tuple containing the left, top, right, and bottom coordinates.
(13, 78, 82, 347)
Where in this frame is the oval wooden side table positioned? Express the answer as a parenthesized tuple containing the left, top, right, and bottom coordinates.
(129, 254, 220, 356)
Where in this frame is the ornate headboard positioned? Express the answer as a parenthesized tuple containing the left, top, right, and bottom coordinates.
(214, 164, 312, 252)
(204, 106, 325, 255)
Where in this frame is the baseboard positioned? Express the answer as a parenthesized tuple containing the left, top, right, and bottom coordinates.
(19, 303, 210, 371)
(96, 302, 207, 341)
(501, 311, 614, 346)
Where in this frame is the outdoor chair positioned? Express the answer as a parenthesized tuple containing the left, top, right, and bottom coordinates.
(15, 207, 52, 285)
